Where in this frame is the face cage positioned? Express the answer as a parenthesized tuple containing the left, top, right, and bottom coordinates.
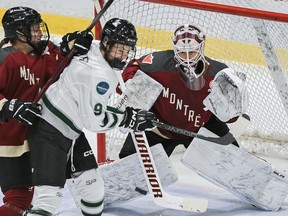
(105, 45, 136, 70)
(15, 21, 50, 55)
(173, 41, 205, 80)
(29, 21, 50, 55)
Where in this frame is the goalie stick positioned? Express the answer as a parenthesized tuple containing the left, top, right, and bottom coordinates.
(33, 0, 114, 103)
(131, 131, 208, 212)
(252, 19, 288, 116)
(107, 104, 250, 145)
(110, 71, 208, 212)
(151, 113, 250, 145)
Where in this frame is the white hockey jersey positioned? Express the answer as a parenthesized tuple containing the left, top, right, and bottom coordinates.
(40, 42, 123, 140)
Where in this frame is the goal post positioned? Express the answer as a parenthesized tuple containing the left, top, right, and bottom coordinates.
(93, 0, 106, 162)
(95, 0, 288, 162)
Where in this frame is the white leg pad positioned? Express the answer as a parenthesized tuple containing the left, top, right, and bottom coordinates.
(67, 168, 104, 215)
(30, 185, 63, 215)
(98, 144, 178, 207)
(181, 127, 288, 211)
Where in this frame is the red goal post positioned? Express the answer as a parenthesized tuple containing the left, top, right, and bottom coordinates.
(94, 0, 288, 162)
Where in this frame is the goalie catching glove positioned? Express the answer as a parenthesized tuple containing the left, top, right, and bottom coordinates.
(60, 30, 94, 56)
(0, 99, 42, 125)
(119, 107, 157, 131)
(203, 68, 249, 122)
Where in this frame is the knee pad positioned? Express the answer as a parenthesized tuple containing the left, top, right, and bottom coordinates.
(68, 168, 104, 215)
(30, 185, 63, 215)
(0, 186, 33, 215)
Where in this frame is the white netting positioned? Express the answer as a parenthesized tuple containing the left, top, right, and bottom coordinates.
(98, 0, 288, 160)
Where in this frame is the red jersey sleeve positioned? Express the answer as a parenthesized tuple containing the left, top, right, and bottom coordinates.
(122, 59, 141, 81)
(0, 57, 14, 101)
(46, 41, 64, 79)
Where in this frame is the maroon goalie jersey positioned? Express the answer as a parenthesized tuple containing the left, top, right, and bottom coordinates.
(0, 42, 63, 155)
(122, 50, 228, 139)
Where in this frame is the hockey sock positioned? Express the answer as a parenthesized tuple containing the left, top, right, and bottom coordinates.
(0, 186, 34, 216)
(29, 185, 63, 215)
(0, 203, 24, 216)
(69, 169, 104, 215)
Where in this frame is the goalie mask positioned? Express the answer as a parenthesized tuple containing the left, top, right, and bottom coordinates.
(173, 24, 207, 90)
(100, 18, 138, 70)
(2, 6, 50, 55)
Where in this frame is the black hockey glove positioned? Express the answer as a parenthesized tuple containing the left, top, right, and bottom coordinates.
(60, 30, 94, 56)
(119, 107, 157, 131)
(0, 99, 42, 126)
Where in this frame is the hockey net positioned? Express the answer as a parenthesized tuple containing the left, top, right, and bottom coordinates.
(95, 0, 288, 161)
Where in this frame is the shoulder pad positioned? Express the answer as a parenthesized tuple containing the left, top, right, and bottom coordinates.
(206, 57, 228, 76)
(139, 50, 176, 73)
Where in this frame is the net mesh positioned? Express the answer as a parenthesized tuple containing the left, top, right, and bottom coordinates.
(98, 0, 288, 160)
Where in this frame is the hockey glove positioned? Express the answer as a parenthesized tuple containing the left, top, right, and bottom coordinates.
(203, 68, 249, 122)
(60, 30, 94, 56)
(0, 99, 42, 126)
(119, 107, 157, 131)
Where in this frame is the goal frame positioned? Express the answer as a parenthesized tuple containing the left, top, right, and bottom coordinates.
(94, 0, 288, 162)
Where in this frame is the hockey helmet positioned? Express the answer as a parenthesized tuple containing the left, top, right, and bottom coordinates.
(100, 18, 138, 69)
(172, 24, 207, 90)
(2, 6, 50, 54)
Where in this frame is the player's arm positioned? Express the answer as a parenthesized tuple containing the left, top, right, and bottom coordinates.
(92, 104, 157, 132)
(73, 75, 156, 132)
(0, 59, 41, 125)
(203, 68, 249, 122)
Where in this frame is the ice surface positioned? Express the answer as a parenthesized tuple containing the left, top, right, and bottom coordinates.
(56, 152, 288, 216)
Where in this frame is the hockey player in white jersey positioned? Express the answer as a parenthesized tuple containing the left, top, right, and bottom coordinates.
(26, 18, 157, 216)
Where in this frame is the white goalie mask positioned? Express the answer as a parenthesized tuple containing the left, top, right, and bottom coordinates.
(173, 24, 207, 90)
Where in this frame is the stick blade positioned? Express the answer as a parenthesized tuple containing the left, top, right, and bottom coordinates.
(155, 194, 208, 213)
(181, 197, 208, 213)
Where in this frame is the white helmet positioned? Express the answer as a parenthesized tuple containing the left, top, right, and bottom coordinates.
(172, 24, 207, 90)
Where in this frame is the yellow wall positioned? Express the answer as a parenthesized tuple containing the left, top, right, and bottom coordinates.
(0, 8, 90, 35)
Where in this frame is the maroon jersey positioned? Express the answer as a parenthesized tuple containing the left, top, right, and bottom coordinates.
(122, 50, 228, 139)
(0, 41, 63, 154)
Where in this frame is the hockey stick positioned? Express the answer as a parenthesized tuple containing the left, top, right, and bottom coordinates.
(107, 105, 250, 145)
(151, 114, 250, 145)
(33, 0, 114, 103)
(131, 131, 208, 212)
(252, 19, 288, 117)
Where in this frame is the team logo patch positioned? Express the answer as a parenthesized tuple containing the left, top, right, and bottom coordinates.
(142, 54, 154, 64)
(96, 82, 109, 95)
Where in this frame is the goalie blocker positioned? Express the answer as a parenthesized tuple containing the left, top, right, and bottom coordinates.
(181, 127, 288, 211)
